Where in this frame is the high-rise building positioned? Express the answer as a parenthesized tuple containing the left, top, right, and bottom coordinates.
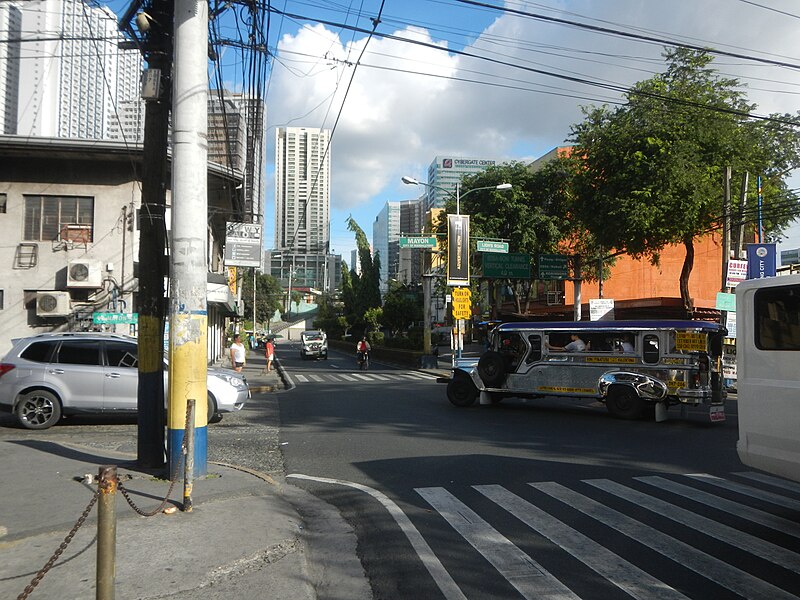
(15, 0, 142, 139)
(426, 156, 498, 211)
(0, 2, 22, 134)
(275, 127, 330, 253)
(373, 199, 424, 291)
(106, 99, 146, 144)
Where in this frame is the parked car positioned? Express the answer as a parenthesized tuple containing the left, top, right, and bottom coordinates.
(300, 330, 328, 360)
(0, 332, 249, 430)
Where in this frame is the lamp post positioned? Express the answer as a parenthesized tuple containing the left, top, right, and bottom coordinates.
(401, 176, 512, 360)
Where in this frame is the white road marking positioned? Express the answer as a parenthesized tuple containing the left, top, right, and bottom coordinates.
(295, 374, 309, 382)
(475, 484, 688, 600)
(685, 473, 800, 511)
(637, 475, 800, 539)
(309, 374, 324, 382)
(417, 487, 579, 600)
(734, 471, 800, 494)
(287, 474, 467, 600)
(531, 481, 797, 600)
(350, 373, 373, 381)
(338, 374, 358, 382)
(586, 478, 800, 574)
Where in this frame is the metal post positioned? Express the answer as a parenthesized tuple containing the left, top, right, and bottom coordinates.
(573, 255, 582, 321)
(423, 270, 432, 354)
(183, 399, 195, 512)
(253, 268, 257, 332)
(97, 465, 118, 600)
(168, 0, 209, 477)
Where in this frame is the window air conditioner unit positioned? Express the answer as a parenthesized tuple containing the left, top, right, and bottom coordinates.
(67, 259, 103, 288)
(36, 291, 72, 317)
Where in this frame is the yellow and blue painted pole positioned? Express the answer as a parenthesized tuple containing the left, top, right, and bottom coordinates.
(169, 0, 209, 476)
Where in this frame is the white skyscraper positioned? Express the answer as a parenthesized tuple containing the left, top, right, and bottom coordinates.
(275, 127, 330, 253)
(426, 156, 498, 212)
(0, 1, 22, 134)
(373, 199, 423, 292)
(15, 0, 142, 139)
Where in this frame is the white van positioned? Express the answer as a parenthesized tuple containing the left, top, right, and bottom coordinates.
(736, 273, 800, 481)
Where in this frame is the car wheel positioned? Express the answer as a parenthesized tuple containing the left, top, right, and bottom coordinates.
(207, 394, 223, 424)
(477, 351, 506, 386)
(606, 385, 645, 420)
(447, 374, 478, 407)
(16, 390, 62, 430)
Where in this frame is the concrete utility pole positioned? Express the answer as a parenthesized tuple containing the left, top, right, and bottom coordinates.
(721, 167, 732, 327)
(136, 0, 173, 470)
(168, 0, 209, 477)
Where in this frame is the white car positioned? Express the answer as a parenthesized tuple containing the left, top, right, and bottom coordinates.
(0, 332, 249, 429)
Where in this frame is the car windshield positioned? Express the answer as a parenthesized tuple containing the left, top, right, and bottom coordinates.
(305, 333, 323, 341)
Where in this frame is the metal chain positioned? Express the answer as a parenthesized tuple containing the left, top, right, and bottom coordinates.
(118, 402, 192, 517)
(17, 490, 100, 600)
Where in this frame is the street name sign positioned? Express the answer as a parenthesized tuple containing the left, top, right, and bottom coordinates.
(477, 240, 509, 253)
(93, 312, 138, 325)
(399, 236, 437, 249)
(482, 252, 531, 279)
(538, 254, 569, 280)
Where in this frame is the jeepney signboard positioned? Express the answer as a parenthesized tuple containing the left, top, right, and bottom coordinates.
(675, 332, 707, 352)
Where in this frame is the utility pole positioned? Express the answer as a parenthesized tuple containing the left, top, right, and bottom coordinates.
(168, 0, 209, 477)
(721, 167, 732, 326)
(137, 0, 173, 469)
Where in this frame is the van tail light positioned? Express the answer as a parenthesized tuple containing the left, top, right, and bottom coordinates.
(0, 363, 15, 378)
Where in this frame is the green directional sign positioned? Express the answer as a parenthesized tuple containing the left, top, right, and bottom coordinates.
(399, 236, 437, 249)
(538, 254, 569, 280)
(477, 240, 509, 254)
(482, 253, 531, 279)
(93, 312, 138, 325)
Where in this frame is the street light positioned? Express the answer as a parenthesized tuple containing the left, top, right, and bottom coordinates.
(401, 176, 512, 359)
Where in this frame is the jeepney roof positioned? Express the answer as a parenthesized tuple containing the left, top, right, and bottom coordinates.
(496, 320, 725, 333)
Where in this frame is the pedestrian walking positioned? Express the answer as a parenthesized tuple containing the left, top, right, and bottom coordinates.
(230, 334, 246, 372)
(264, 338, 275, 373)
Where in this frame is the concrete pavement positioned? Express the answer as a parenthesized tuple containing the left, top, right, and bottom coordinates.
(0, 352, 371, 600)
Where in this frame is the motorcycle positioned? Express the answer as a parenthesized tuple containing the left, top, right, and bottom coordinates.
(357, 351, 369, 370)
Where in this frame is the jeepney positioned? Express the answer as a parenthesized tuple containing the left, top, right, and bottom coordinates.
(446, 320, 727, 422)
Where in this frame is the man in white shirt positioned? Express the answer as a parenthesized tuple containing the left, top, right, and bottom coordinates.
(547, 333, 586, 352)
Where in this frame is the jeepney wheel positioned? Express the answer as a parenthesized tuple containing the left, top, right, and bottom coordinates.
(477, 351, 505, 386)
(606, 385, 645, 420)
(447, 374, 478, 407)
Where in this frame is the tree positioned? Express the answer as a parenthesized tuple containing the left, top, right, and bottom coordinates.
(382, 284, 423, 336)
(241, 271, 284, 330)
(344, 217, 382, 327)
(569, 48, 800, 314)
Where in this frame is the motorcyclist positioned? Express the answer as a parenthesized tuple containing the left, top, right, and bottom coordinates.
(356, 337, 371, 369)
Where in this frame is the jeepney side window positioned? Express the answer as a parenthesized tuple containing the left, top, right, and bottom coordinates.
(526, 335, 542, 363)
(643, 334, 660, 364)
(499, 332, 525, 371)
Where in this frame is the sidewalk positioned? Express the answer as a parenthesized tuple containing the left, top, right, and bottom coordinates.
(0, 353, 370, 600)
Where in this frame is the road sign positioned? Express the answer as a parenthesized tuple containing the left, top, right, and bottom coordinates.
(224, 222, 263, 268)
(93, 312, 138, 324)
(477, 240, 509, 253)
(452, 287, 471, 300)
(482, 253, 531, 279)
(538, 254, 569, 280)
(399, 236, 437, 249)
(452, 303, 471, 320)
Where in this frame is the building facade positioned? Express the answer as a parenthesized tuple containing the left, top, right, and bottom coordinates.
(15, 0, 142, 139)
(0, 1, 21, 134)
(373, 199, 424, 292)
(425, 156, 498, 211)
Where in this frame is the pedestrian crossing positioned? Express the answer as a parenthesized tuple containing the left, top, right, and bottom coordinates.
(414, 471, 800, 599)
(290, 371, 439, 384)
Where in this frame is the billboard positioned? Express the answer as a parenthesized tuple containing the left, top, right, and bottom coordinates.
(447, 214, 470, 286)
(224, 222, 262, 268)
(746, 243, 776, 279)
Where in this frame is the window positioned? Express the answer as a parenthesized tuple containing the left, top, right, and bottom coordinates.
(20, 341, 57, 363)
(0, 193, 6, 213)
(105, 341, 138, 368)
(55, 341, 101, 366)
(24, 195, 93, 242)
(643, 335, 660, 364)
(526, 335, 542, 363)
(755, 285, 800, 350)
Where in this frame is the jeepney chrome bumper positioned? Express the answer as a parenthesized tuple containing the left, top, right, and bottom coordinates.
(676, 387, 725, 404)
(598, 372, 668, 401)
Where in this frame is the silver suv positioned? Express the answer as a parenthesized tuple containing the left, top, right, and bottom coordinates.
(0, 332, 249, 430)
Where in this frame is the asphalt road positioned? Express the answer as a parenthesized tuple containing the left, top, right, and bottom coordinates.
(277, 345, 800, 600)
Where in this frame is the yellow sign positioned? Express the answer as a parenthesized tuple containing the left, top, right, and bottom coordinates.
(667, 379, 686, 390)
(538, 386, 595, 394)
(452, 287, 471, 300)
(675, 332, 707, 352)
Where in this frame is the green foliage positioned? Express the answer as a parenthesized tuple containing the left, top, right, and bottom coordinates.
(568, 48, 800, 313)
(382, 285, 423, 335)
(363, 306, 383, 332)
(343, 217, 383, 329)
(367, 331, 384, 347)
(241, 270, 284, 328)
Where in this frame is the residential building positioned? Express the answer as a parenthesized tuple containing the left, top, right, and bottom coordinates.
(273, 127, 332, 293)
(0, 1, 21, 134)
(425, 156, 498, 211)
(15, 0, 142, 139)
(0, 136, 240, 360)
(373, 199, 424, 291)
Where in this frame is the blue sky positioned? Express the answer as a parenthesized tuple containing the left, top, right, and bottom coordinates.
(107, 0, 800, 263)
